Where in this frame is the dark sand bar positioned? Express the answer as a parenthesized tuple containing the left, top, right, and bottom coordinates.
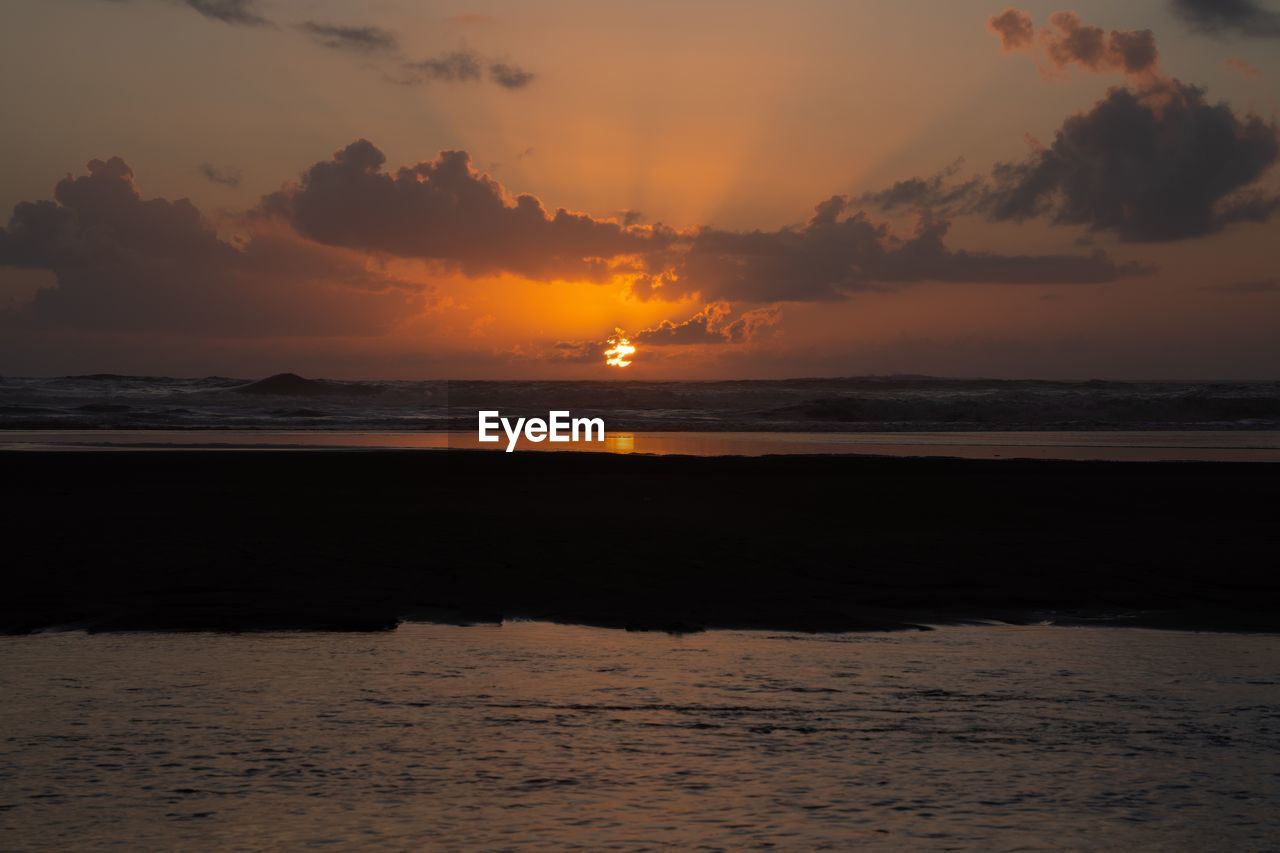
(3, 450, 1277, 634)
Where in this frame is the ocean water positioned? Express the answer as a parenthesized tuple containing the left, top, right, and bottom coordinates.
(3, 374, 1280, 433)
(2, 624, 1278, 849)
(5, 373, 1280, 461)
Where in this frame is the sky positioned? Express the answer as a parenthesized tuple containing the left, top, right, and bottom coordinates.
(1, 0, 1278, 379)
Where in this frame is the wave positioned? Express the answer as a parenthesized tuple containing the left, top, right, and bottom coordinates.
(1, 373, 1278, 431)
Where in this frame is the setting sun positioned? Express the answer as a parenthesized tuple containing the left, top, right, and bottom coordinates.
(604, 332, 636, 368)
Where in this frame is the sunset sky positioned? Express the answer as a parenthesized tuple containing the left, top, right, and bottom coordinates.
(1, 0, 1278, 379)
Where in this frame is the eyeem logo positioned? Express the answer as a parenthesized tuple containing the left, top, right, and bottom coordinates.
(478, 410, 606, 452)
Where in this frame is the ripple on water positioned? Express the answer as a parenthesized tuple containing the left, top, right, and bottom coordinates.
(0, 623, 1278, 849)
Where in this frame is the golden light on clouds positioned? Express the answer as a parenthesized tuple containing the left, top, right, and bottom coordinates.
(604, 331, 636, 368)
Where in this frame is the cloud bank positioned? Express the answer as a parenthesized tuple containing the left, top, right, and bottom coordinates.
(639, 198, 1144, 304)
(0, 157, 425, 335)
(262, 140, 670, 282)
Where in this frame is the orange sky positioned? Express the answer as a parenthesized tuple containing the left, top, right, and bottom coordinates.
(1, 0, 1278, 378)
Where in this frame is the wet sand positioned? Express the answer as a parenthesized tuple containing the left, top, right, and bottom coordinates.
(2, 450, 1277, 634)
(4, 428, 1280, 462)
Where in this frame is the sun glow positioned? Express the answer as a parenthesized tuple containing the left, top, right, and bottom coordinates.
(604, 332, 636, 368)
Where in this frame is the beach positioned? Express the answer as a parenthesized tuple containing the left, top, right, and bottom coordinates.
(4, 449, 1276, 635)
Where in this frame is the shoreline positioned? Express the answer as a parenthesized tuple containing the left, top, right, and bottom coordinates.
(3, 450, 1278, 635)
(3, 428, 1279, 463)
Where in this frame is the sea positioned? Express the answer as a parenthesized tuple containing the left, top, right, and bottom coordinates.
(3, 373, 1280, 461)
(2, 623, 1278, 849)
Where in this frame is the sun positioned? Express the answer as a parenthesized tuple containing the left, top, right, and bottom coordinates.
(604, 331, 636, 368)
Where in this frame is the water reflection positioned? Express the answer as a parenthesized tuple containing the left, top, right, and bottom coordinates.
(603, 431, 635, 453)
(2, 624, 1277, 848)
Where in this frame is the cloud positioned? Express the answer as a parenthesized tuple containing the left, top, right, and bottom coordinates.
(0, 136, 1178, 353)
(1039, 11, 1159, 76)
(399, 51, 537, 89)
(96, 0, 273, 26)
(0, 157, 425, 335)
(634, 302, 780, 345)
(198, 162, 242, 188)
(988, 9, 1035, 51)
(1200, 277, 1280, 293)
(550, 304, 780, 366)
(183, 0, 270, 26)
(298, 21, 398, 53)
(545, 341, 596, 363)
(102, 2, 536, 89)
(261, 140, 672, 281)
(488, 62, 536, 89)
(640, 198, 1144, 304)
(990, 9, 1159, 78)
(855, 160, 982, 215)
(1171, 0, 1280, 38)
(1223, 57, 1262, 78)
(406, 49, 484, 82)
(985, 79, 1280, 241)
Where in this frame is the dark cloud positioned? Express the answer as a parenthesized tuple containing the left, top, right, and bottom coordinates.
(1171, 0, 1280, 38)
(988, 9, 1034, 51)
(877, 213, 1146, 285)
(488, 62, 535, 89)
(639, 198, 1144, 304)
(985, 79, 1280, 241)
(547, 338, 606, 364)
(399, 51, 537, 89)
(298, 21, 398, 53)
(0, 157, 424, 335)
(198, 163, 242, 188)
(183, 0, 270, 26)
(1200, 277, 1280, 293)
(96, 0, 272, 26)
(1040, 11, 1159, 76)
(856, 161, 982, 215)
(722, 306, 782, 343)
(406, 50, 484, 82)
(634, 302, 780, 346)
(262, 140, 672, 281)
(990, 9, 1159, 77)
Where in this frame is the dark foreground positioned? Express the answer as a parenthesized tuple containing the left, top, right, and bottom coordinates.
(2, 450, 1277, 633)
